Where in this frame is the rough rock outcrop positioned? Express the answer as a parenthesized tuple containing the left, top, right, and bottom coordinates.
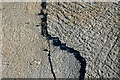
(1, 2, 120, 79)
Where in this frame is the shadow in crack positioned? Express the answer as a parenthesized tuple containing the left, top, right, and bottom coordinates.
(48, 53, 57, 80)
(37, 1, 87, 80)
(40, 2, 57, 80)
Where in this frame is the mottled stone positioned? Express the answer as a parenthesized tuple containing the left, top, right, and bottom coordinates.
(47, 2, 120, 78)
(1, 2, 120, 79)
(2, 2, 53, 78)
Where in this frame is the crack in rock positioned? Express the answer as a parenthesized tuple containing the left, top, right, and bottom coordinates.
(37, 1, 86, 80)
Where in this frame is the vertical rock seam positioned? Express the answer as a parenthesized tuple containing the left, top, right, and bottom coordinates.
(40, 2, 57, 80)
(37, 1, 87, 80)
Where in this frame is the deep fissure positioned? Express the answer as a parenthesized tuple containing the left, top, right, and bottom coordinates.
(38, 1, 86, 80)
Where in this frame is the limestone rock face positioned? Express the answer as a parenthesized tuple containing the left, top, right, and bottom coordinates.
(1, 2, 82, 78)
(49, 40, 81, 78)
(2, 2, 53, 78)
(1, 2, 120, 79)
(47, 2, 120, 78)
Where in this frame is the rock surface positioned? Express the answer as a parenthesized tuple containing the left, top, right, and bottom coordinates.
(1, 2, 82, 78)
(49, 40, 81, 78)
(0, 1, 120, 79)
(47, 2, 120, 78)
(2, 2, 53, 78)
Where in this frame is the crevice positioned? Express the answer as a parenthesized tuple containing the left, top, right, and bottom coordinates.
(40, 1, 56, 80)
(38, 1, 86, 80)
(48, 52, 57, 80)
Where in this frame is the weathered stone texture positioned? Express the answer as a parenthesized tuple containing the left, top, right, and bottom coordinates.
(1, 2, 83, 78)
(47, 2, 120, 78)
(1, 2, 120, 78)
(49, 40, 81, 78)
(2, 2, 53, 78)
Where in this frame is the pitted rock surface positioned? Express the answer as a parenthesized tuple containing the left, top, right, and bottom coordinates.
(47, 2, 120, 78)
(2, 2, 53, 78)
(1, 2, 120, 78)
(49, 40, 81, 78)
(40, 2, 84, 79)
(1, 2, 84, 78)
